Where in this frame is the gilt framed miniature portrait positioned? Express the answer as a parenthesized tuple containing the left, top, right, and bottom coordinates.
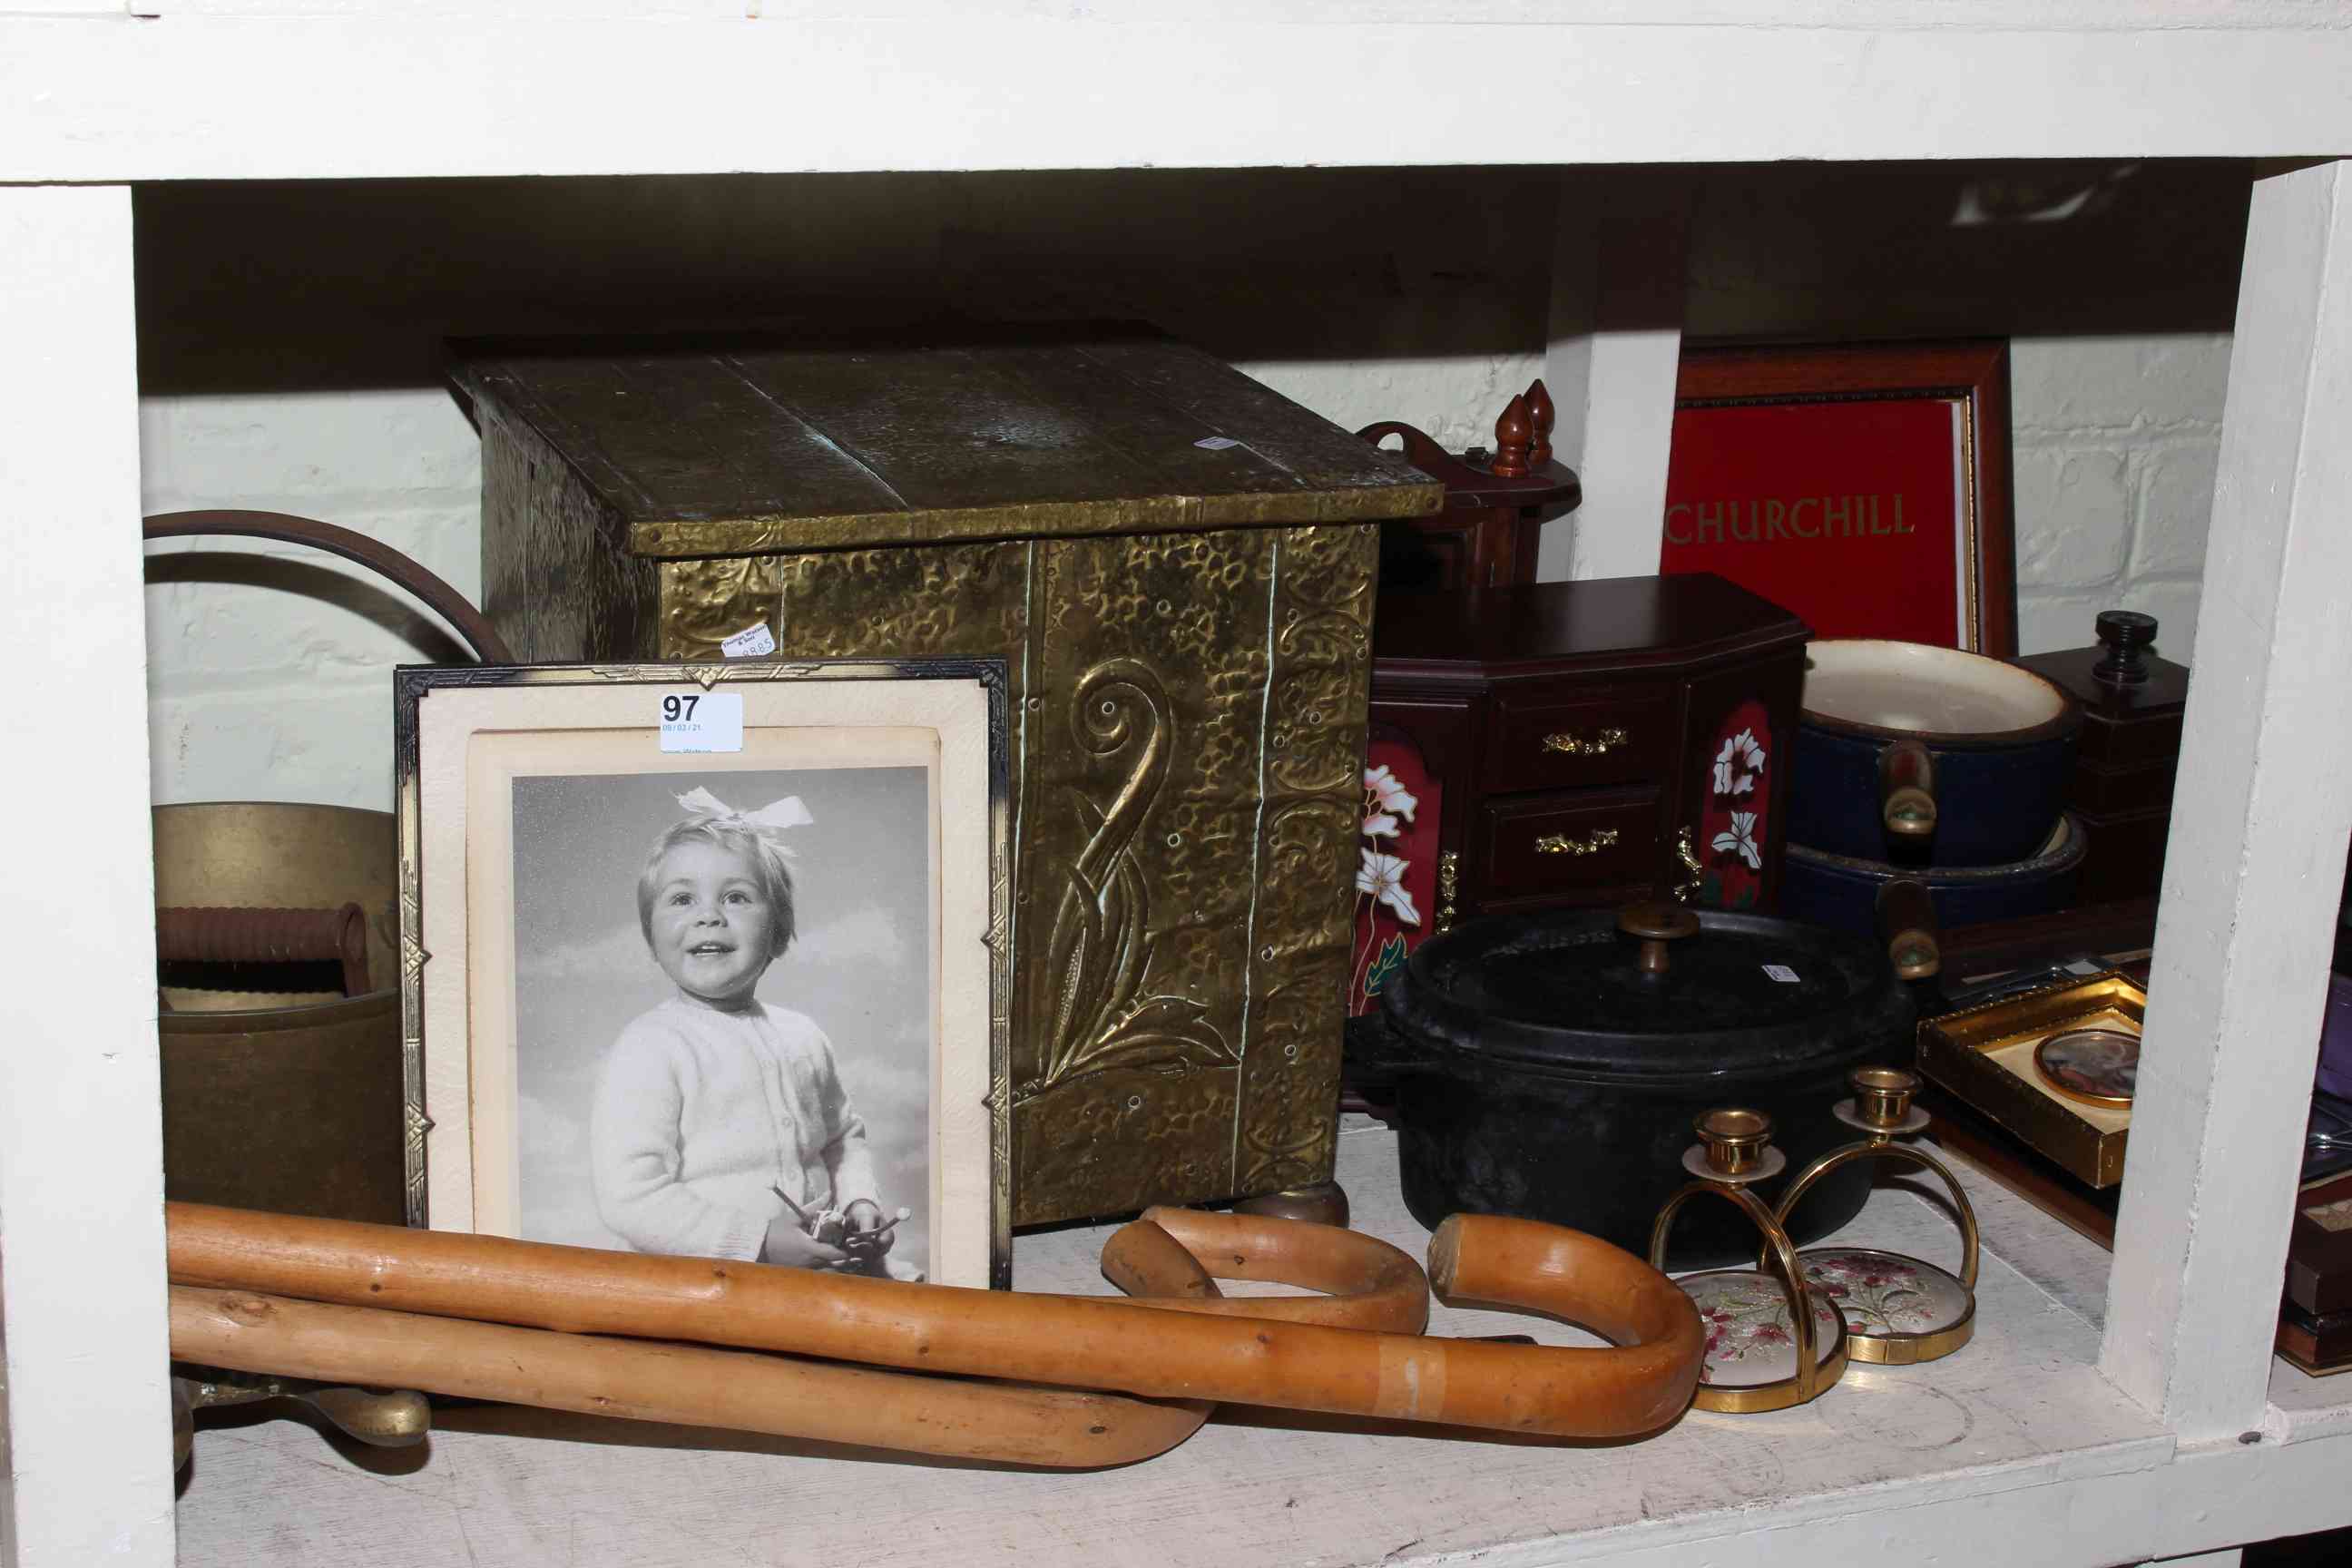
(395, 659, 1011, 1289)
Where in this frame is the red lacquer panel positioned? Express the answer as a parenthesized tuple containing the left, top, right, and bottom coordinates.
(1696, 699, 1773, 910)
(1351, 737, 1442, 1015)
(1662, 398, 1965, 648)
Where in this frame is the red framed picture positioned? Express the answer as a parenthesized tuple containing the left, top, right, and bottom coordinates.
(1661, 340, 2018, 656)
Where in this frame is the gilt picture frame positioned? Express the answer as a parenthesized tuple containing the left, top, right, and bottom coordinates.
(394, 658, 1012, 1289)
(1662, 339, 2020, 656)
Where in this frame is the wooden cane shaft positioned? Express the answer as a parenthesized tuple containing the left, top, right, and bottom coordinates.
(172, 1286, 1207, 1468)
(169, 1203, 1694, 1437)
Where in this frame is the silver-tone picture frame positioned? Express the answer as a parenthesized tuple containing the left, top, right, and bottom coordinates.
(395, 658, 1012, 1289)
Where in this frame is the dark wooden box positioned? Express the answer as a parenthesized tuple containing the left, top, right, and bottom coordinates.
(1358, 388, 1581, 593)
(1352, 574, 1808, 996)
(2015, 637, 2190, 905)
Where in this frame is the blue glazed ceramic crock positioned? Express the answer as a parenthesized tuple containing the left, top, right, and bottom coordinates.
(1790, 640, 2082, 867)
(1779, 816, 2087, 941)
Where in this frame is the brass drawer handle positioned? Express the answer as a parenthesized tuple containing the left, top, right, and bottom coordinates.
(1673, 825, 1704, 904)
(1542, 727, 1629, 757)
(1534, 828, 1620, 857)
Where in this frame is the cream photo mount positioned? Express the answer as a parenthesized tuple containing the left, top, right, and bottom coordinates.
(394, 658, 1013, 1289)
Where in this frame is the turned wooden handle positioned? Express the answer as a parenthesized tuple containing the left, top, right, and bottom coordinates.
(1102, 1216, 1226, 1300)
(1427, 1213, 1706, 1437)
(171, 1286, 1208, 1469)
(168, 1202, 1693, 1437)
(1110, 1208, 1429, 1333)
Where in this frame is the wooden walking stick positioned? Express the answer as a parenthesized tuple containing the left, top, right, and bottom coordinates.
(173, 1210, 1241, 1468)
(171, 1210, 1431, 1467)
(169, 1202, 1701, 1439)
(171, 1286, 1212, 1468)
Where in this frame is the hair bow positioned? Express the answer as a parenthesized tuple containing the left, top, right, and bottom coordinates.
(675, 786, 815, 857)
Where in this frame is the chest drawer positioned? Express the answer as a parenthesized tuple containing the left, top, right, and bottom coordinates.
(1475, 788, 1661, 903)
(1484, 685, 1672, 794)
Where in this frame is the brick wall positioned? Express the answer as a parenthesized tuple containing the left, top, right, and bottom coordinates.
(2009, 336, 2229, 661)
(140, 392, 484, 809)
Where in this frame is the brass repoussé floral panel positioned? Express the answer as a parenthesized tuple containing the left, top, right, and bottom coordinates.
(659, 524, 1376, 1223)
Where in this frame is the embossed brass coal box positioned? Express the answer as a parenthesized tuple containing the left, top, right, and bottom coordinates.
(457, 329, 1445, 1223)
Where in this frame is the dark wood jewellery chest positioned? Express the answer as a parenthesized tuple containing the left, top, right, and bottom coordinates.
(456, 331, 1445, 1225)
(1349, 574, 1809, 1012)
(2014, 612, 2189, 906)
(1357, 379, 1582, 593)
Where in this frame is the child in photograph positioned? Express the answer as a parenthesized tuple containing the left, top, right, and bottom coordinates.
(591, 786, 907, 1275)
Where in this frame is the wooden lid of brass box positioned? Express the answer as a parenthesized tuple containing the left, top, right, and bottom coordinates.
(454, 327, 1446, 559)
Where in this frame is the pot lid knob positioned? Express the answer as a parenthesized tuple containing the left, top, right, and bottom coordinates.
(1617, 901, 1700, 975)
(1693, 1107, 1778, 1180)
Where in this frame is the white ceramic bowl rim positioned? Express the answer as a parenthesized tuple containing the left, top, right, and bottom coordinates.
(1802, 640, 2069, 738)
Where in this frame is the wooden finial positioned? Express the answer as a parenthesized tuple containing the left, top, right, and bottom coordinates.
(1490, 394, 1532, 478)
(1524, 378, 1555, 468)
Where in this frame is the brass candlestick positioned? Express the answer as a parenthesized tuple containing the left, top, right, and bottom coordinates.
(1773, 1066, 1981, 1366)
(1650, 1108, 1849, 1415)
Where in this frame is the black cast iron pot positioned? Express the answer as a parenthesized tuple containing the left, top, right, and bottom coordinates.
(1357, 903, 1915, 1269)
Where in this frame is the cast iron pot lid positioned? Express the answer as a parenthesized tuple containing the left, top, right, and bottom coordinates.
(1381, 906, 1911, 1085)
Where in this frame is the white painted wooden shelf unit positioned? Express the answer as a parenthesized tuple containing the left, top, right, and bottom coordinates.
(4, 7, 2351, 1566)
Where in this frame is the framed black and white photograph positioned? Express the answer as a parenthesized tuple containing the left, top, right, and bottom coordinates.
(396, 660, 1010, 1289)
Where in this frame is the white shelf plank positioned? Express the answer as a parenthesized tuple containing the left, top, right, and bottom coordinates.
(7, 15, 2352, 182)
(1928, 1150, 2116, 1334)
(2267, 1356, 2352, 1445)
(176, 1125, 2175, 1568)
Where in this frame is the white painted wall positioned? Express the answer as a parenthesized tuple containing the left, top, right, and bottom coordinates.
(140, 162, 2239, 810)
(2011, 335, 2229, 661)
(142, 394, 484, 808)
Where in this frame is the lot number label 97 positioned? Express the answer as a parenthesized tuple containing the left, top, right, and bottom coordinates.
(658, 691, 744, 753)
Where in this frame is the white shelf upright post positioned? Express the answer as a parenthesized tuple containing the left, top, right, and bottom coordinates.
(1540, 168, 1691, 583)
(2103, 159, 2352, 1444)
(0, 184, 176, 1567)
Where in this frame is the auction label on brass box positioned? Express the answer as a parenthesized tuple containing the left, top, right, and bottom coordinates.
(658, 691, 744, 753)
(721, 621, 777, 658)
